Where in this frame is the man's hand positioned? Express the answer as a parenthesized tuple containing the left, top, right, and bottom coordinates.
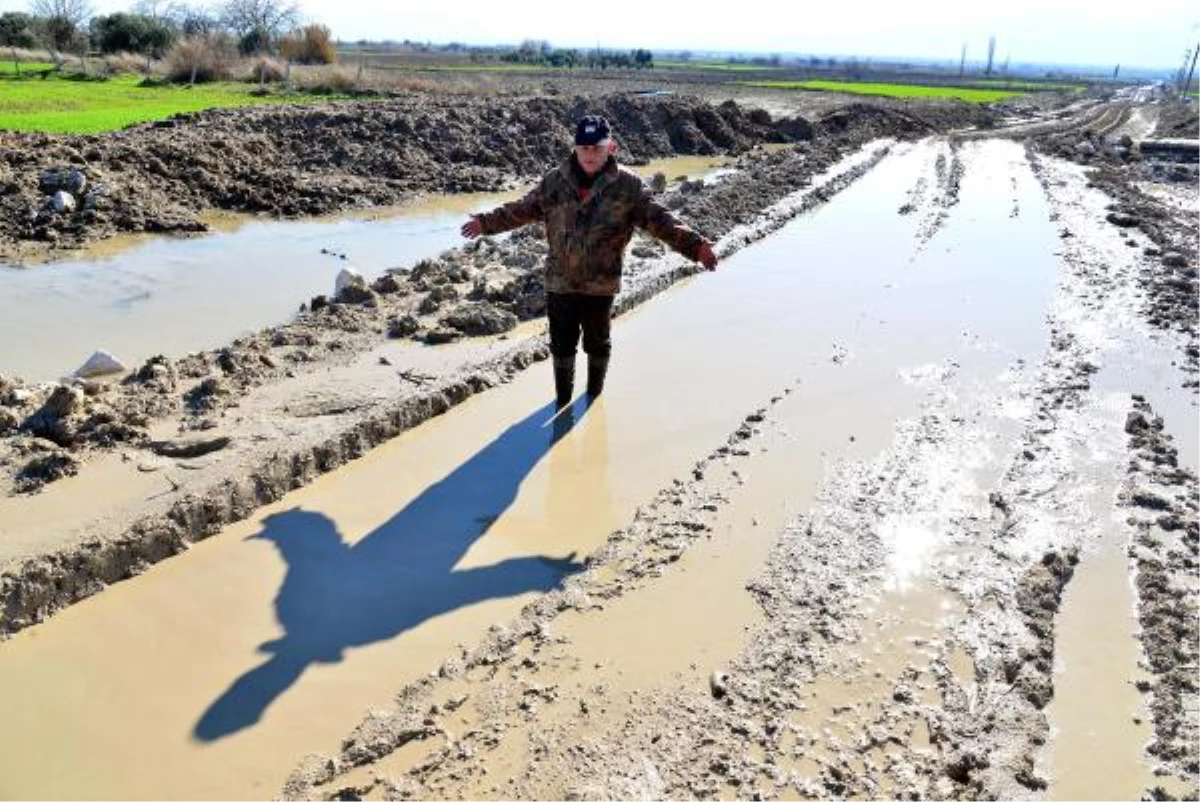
(460, 216, 483, 239)
(697, 241, 718, 271)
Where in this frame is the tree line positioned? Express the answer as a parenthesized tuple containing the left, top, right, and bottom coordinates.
(499, 40, 653, 70)
(0, 0, 335, 63)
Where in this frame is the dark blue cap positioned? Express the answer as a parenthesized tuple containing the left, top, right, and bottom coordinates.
(574, 115, 611, 145)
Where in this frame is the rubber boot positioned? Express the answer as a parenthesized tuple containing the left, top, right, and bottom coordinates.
(553, 355, 575, 409)
(586, 354, 609, 397)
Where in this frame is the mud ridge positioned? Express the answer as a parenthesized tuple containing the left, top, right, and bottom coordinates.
(0, 339, 548, 635)
(1123, 395, 1200, 796)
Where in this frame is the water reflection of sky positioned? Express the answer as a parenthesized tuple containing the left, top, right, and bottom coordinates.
(0, 195, 509, 382)
(0, 155, 733, 384)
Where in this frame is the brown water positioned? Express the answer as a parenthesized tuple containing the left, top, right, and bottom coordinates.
(0, 140, 1166, 799)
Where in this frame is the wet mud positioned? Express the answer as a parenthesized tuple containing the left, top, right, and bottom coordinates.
(0, 81, 1196, 800)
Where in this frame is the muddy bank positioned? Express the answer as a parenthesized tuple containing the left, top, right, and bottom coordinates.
(0, 90, 967, 263)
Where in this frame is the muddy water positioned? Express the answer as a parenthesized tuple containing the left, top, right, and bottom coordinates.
(0, 192, 515, 383)
(0, 155, 729, 384)
(0, 140, 1072, 798)
(1045, 536, 1157, 801)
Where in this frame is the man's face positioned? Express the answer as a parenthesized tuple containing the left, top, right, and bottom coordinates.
(575, 139, 615, 175)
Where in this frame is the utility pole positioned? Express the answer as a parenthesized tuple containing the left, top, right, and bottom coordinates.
(1184, 44, 1199, 97)
(958, 43, 966, 77)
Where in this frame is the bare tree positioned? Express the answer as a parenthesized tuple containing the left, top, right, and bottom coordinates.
(985, 34, 996, 76)
(219, 0, 300, 39)
(29, 0, 92, 51)
(133, 0, 179, 22)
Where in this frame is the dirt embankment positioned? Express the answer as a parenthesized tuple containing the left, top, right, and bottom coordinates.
(0, 93, 794, 261)
(0, 95, 977, 636)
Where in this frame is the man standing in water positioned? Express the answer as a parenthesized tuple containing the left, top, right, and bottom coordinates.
(461, 114, 718, 408)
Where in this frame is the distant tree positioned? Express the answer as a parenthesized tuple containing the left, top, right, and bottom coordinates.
(132, 0, 177, 22)
(171, 3, 218, 36)
(30, 0, 93, 52)
(678, 49, 691, 62)
(91, 12, 175, 55)
(1112, 64, 1120, 80)
(985, 34, 996, 76)
(0, 11, 39, 48)
(220, 0, 298, 40)
(632, 47, 652, 69)
(237, 24, 269, 54)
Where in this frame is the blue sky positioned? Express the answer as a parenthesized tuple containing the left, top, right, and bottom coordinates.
(2, 0, 1197, 70)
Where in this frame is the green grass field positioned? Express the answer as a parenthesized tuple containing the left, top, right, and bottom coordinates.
(0, 73, 337, 134)
(0, 61, 55, 75)
(740, 79, 1026, 103)
(967, 78, 1086, 92)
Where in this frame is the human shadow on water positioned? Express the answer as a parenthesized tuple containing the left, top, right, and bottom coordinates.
(194, 400, 589, 742)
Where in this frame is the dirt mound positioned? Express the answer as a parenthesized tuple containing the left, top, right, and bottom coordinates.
(0, 93, 790, 261)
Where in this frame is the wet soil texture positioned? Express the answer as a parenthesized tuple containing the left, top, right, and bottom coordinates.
(0, 80, 1195, 800)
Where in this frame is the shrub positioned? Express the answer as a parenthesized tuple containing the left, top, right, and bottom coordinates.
(163, 36, 235, 83)
(102, 50, 149, 76)
(300, 64, 357, 93)
(280, 24, 336, 65)
(247, 55, 284, 83)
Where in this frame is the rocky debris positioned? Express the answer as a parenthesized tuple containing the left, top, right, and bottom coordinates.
(439, 302, 518, 337)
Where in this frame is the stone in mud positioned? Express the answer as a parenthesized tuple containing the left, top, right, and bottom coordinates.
(39, 166, 87, 195)
(710, 671, 730, 698)
(52, 191, 76, 214)
(74, 349, 127, 379)
(1161, 251, 1188, 268)
(440, 303, 518, 337)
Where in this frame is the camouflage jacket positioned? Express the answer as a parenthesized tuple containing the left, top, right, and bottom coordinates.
(475, 155, 707, 296)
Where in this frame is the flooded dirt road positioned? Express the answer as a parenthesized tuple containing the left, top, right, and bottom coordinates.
(0, 102, 1196, 802)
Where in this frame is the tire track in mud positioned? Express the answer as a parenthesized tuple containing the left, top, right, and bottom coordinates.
(281, 143, 1198, 800)
(897, 139, 965, 258)
(0, 136, 893, 637)
(1123, 397, 1199, 795)
(1025, 150, 1198, 797)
